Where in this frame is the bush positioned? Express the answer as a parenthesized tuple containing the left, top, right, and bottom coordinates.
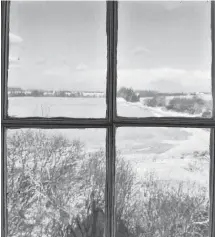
(118, 87, 140, 102)
(202, 109, 212, 118)
(7, 130, 137, 237)
(145, 95, 211, 116)
(126, 172, 209, 237)
(7, 130, 90, 237)
(166, 96, 206, 114)
(145, 96, 166, 107)
(7, 130, 209, 237)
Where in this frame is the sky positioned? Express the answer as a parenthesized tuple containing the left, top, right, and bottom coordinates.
(9, 1, 212, 93)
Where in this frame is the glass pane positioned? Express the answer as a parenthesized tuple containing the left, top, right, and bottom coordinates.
(8, 1, 106, 118)
(116, 127, 210, 236)
(117, 1, 212, 118)
(7, 128, 106, 236)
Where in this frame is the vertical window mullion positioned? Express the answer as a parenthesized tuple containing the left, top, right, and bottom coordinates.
(210, 2, 215, 237)
(210, 129, 215, 237)
(106, 1, 118, 122)
(1, 2, 10, 237)
(106, 125, 116, 237)
(212, 0, 215, 119)
(1, 126, 7, 237)
(106, 1, 118, 237)
(112, 1, 118, 122)
(1, 1, 10, 120)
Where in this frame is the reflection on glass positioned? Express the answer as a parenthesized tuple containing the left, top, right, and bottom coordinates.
(8, 1, 106, 117)
(7, 129, 106, 236)
(116, 127, 210, 236)
(117, 1, 212, 118)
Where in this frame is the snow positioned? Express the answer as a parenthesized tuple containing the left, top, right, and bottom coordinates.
(117, 98, 210, 192)
(9, 99, 211, 190)
(7, 98, 211, 236)
(9, 32, 23, 44)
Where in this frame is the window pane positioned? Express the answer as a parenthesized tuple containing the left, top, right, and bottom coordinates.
(6, 128, 106, 236)
(8, 1, 106, 118)
(117, 1, 212, 118)
(116, 127, 210, 236)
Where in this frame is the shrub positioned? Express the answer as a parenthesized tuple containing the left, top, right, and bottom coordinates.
(7, 130, 89, 237)
(145, 95, 211, 116)
(202, 109, 212, 118)
(166, 96, 206, 114)
(145, 96, 166, 107)
(7, 130, 137, 237)
(123, 172, 209, 237)
(118, 87, 140, 102)
(7, 130, 209, 237)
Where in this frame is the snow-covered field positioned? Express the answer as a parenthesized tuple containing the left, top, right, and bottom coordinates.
(8, 97, 106, 118)
(117, 98, 210, 192)
(7, 97, 211, 236)
(9, 97, 210, 188)
(118, 97, 205, 117)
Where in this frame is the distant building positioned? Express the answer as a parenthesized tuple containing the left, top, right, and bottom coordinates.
(8, 88, 106, 98)
(24, 90, 31, 95)
(65, 92, 72, 96)
(8, 87, 23, 96)
(82, 92, 105, 98)
(43, 91, 55, 96)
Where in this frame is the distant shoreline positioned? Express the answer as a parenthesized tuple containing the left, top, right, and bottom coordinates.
(8, 87, 210, 98)
(8, 95, 106, 98)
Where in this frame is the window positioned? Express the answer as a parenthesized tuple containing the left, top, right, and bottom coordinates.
(1, 1, 215, 237)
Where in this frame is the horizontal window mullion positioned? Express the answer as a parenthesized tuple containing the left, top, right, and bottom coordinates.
(1, 118, 111, 128)
(2, 117, 215, 128)
(113, 117, 215, 128)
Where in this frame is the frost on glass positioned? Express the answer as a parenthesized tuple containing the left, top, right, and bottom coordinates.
(117, 1, 212, 118)
(7, 129, 106, 237)
(116, 127, 210, 237)
(8, 1, 106, 118)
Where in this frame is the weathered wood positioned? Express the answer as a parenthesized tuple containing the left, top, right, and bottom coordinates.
(1, 117, 215, 128)
(210, 129, 215, 237)
(210, 2, 215, 237)
(1, 0, 10, 120)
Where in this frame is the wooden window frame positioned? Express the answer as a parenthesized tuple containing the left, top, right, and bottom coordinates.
(1, 1, 215, 237)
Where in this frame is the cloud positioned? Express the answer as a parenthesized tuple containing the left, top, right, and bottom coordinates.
(118, 68, 211, 93)
(17, 68, 106, 91)
(43, 65, 70, 76)
(76, 63, 88, 71)
(149, 79, 184, 92)
(131, 46, 150, 55)
(9, 32, 23, 44)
